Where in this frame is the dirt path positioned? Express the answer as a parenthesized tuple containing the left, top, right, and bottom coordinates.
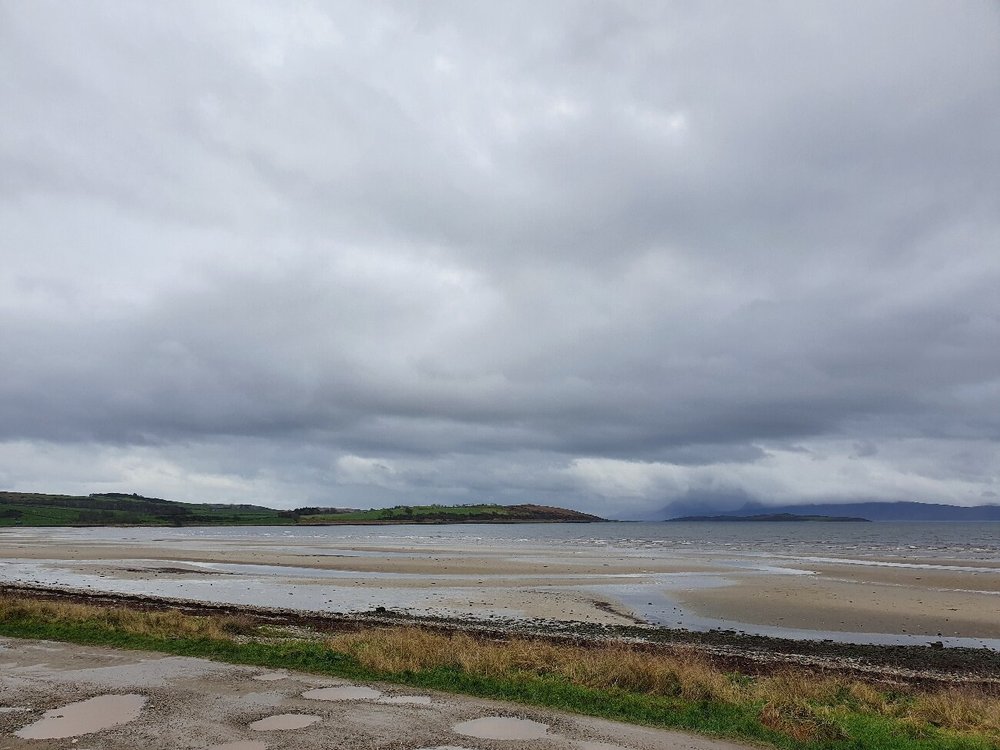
(0, 637, 755, 750)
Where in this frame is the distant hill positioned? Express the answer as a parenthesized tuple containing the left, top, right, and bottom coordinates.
(0, 492, 603, 527)
(667, 512, 871, 523)
(663, 501, 1000, 522)
(297, 503, 603, 524)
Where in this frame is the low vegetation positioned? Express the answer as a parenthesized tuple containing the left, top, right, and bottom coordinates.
(299, 503, 602, 524)
(0, 491, 601, 527)
(2, 593, 998, 749)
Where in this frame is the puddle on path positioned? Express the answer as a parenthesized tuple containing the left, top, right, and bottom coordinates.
(205, 742, 267, 750)
(249, 713, 321, 731)
(379, 695, 432, 705)
(302, 685, 382, 701)
(15, 694, 147, 739)
(452, 716, 550, 740)
(252, 671, 289, 682)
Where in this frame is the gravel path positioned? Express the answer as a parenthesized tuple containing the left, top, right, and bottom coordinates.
(0, 637, 755, 750)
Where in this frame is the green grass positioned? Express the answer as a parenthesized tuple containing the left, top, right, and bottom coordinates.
(305, 503, 521, 522)
(0, 492, 598, 527)
(1, 595, 997, 750)
(301, 503, 600, 523)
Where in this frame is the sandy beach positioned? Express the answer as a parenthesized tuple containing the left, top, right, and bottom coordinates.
(2, 525, 999, 646)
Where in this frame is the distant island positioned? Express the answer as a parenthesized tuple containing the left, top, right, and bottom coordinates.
(0, 491, 604, 527)
(667, 512, 871, 523)
(661, 500, 1000, 522)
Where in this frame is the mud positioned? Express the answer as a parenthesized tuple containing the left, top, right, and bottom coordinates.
(302, 685, 382, 701)
(248, 713, 322, 730)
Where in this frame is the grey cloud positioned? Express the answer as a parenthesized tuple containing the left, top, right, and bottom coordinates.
(1, 1, 999, 516)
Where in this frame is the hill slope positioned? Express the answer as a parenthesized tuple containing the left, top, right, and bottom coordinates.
(663, 501, 1000, 522)
(666, 512, 871, 522)
(0, 492, 603, 527)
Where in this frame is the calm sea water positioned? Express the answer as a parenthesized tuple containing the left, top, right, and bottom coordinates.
(16, 521, 1000, 562)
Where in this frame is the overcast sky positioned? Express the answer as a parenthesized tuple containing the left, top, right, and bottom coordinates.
(2, 1, 999, 518)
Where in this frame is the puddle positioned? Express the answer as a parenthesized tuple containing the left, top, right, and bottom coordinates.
(574, 742, 629, 750)
(15, 694, 147, 739)
(252, 671, 288, 681)
(379, 695, 432, 705)
(205, 742, 267, 750)
(249, 713, 321, 731)
(452, 716, 550, 740)
(301, 685, 382, 701)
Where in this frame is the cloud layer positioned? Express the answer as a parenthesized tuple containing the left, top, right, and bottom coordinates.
(2, 1, 999, 516)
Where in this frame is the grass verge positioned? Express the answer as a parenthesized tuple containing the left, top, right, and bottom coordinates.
(1, 594, 998, 750)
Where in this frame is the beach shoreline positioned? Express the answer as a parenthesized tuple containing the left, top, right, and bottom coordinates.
(5, 583, 1000, 685)
(3, 525, 999, 648)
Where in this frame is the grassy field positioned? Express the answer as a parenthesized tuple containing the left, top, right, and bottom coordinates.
(300, 503, 602, 523)
(1, 593, 998, 749)
(0, 491, 295, 527)
(0, 492, 600, 527)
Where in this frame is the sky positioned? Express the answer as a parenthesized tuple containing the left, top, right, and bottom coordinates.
(1, 1, 999, 519)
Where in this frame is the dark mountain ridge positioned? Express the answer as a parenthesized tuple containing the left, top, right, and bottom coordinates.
(667, 512, 871, 523)
(663, 500, 1000, 522)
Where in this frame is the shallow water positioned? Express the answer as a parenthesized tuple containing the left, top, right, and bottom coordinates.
(4, 522, 1000, 648)
(452, 716, 550, 740)
(14, 694, 146, 739)
(11, 521, 1000, 560)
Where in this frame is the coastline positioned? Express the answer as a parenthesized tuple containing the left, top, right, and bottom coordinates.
(6, 583, 1000, 684)
(3, 525, 1000, 648)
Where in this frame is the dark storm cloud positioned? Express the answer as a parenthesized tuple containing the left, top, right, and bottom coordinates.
(1, 1, 999, 515)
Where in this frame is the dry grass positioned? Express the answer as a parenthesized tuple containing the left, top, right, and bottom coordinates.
(326, 627, 744, 703)
(5, 593, 1000, 741)
(326, 625, 1000, 740)
(0, 594, 253, 640)
(911, 687, 1000, 735)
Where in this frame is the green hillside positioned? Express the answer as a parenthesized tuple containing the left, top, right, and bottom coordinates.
(0, 492, 293, 527)
(0, 492, 602, 527)
(297, 503, 603, 524)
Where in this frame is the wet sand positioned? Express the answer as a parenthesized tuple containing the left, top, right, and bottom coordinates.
(679, 575, 1000, 638)
(2, 528, 999, 643)
(0, 637, 752, 750)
